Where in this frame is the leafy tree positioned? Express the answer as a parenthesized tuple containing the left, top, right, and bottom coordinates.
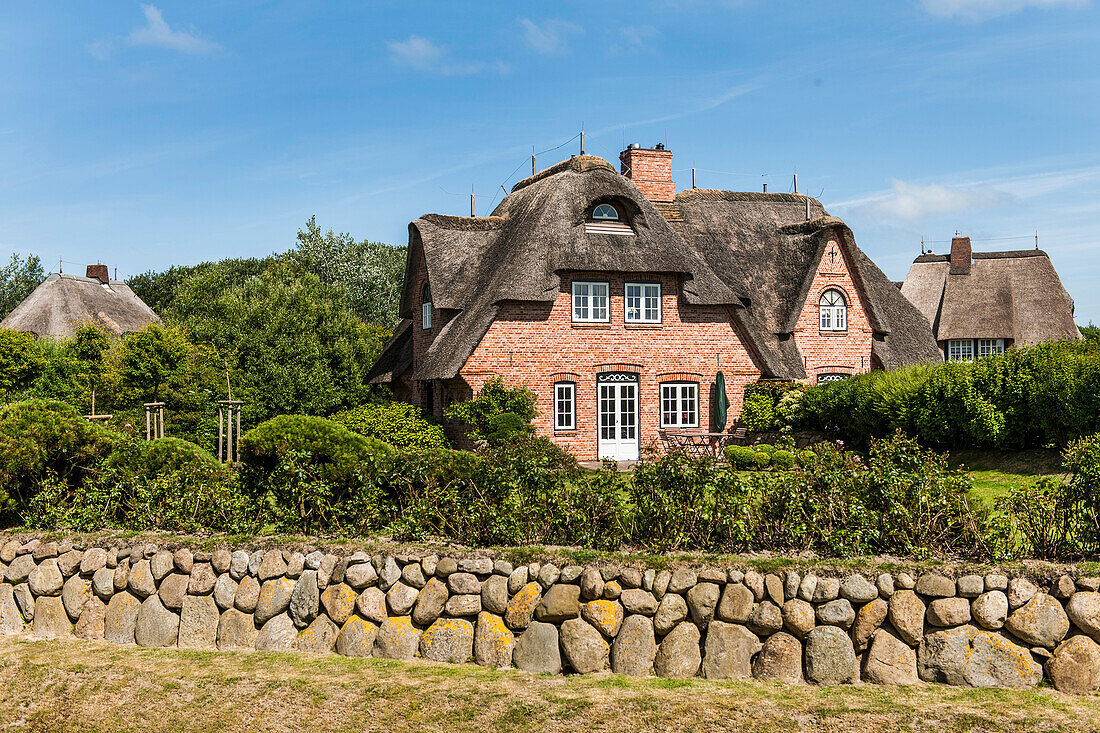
(445, 376, 538, 443)
(1082, 322, 1100, 342)
(120, 324, 190, 402)
(292, 216, 406, 329)
(127, 256, 279, 317)
(0, 253, 43, 319)
(168, 263, 390, 425)
(0, 330, 45, 400)
(69, 323, 112, 412)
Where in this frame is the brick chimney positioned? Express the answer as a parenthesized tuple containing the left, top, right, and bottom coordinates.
(619, 143, 675, 202)
(86, 264, 110, 283)
(949, 235, 972, 275)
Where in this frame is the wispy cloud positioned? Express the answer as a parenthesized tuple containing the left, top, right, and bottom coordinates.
(854, 179, 1015, 221)
(387, 35, 506, 76)
(128, 5, 218, 54)
(920, 0, 1087, 21)
(519, 18, 582, 56)
(609, 26, 661, 55)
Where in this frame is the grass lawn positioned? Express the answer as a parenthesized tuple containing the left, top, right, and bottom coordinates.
(948, 448, 1066, 506)
(2, 636, 1100, 732)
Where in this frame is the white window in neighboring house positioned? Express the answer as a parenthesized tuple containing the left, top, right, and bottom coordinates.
(591, 203, 620, 221)
(572, 281, 609, 322)
(660, 382, 699, 428)
(947, 339, 975, 362)
(554, 382, 575, 430)
(421, 283, 432, 330)
(625, 282, 661, 323)
(819, 289, 847, 331)
(978, 339, 1005, 358)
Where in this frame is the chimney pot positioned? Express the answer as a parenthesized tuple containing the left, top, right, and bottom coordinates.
(86, 264, 110, 283)
(619, 144, 675, 202)
(950, 235, 972, 274)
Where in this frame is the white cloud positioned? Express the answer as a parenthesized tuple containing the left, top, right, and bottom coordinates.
(846, 179, 1015, 221)
(609, 26, 661, 55)
(386, 35, 505, 76)
(127, 5, 218, 55)
(920, 0, 1087, 20)
(519, 18, 582, 56)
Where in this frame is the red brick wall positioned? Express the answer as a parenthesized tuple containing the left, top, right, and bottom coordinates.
(459, 272, 761, 460)
(619, 148, 675, 203)
(791, 238, 874, 383)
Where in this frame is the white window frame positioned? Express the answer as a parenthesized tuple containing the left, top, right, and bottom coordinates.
(947, 339, 975, 362)
(591, 203, 620, 221)
(554, 382, 576, 431)
(660, 382, 699, 428)
(625, 282, 661, 324)
(421, 284, 432, 330)
(978, 338, 1005, 358)
(819, 289, 847, 332)
(571, 280, 610, 323)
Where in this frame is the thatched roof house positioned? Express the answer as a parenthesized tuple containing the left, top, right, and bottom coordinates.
(900, 236, 1081, 361)
(1, 265, 159, 338)
(368, 145, 940, 460)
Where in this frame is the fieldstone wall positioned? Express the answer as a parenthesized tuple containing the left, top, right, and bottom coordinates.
(3, 536, 1100, 694)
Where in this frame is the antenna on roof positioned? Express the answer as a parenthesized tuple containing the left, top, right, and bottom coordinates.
(470, 185, 475, 217)
(532, 145, 536, 176)
(580, 122, 585, 156)
(921, 237, 925, 255)
(1035, 231, 1039, 250)
(59, 257, 62, 274)
(692, 166, 696, 189)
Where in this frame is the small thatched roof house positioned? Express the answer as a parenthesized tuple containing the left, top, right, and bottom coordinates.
(900, 235, 1081, 361)
(1, 265, 159, 338)
(368, 144, 940, 460)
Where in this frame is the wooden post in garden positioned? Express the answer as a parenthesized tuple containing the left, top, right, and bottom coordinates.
(217, 400, 245, 463)
(144, 402, 166, 440)
(84, 387, 112, 424)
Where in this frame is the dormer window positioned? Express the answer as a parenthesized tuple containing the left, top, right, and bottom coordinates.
(592, 204, 620, 221)
(819, 289, 847, 332)
(421, 283, 432, 330)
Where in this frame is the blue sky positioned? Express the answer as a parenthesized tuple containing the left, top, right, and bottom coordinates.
(3, 1, 1099, 322)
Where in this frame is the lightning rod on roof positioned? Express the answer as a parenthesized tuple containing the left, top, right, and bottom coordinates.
(580, 130, 585, 156)
(470, 187, 475, 217)
(793, 172, 799, 194)
(1036, 231, 1039, 250)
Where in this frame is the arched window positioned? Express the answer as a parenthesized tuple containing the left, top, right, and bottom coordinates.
(421, 283, 432, 330)
(591, 203, 620, 221)
(819, 289, 847, 331)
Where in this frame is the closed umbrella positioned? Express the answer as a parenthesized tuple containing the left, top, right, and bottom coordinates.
(714, 371, 730, 432)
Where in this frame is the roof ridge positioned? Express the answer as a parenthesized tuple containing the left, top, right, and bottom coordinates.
(510, 155, 616, 193)
(675, 189, 821, 206)
(419, 213, 506, 231)
(778, 216, 845, 235)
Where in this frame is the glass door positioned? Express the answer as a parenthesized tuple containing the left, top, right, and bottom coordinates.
(597, 373, 639, 461)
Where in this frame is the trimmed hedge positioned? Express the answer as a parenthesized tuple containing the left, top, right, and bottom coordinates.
(330, 401, 448, 451)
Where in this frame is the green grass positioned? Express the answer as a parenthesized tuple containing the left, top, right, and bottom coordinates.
(950, 448, 1067, 507)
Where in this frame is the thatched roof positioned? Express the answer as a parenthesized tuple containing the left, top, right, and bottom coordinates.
(900, 250, 1082, 344)
(1, 273, 159, 338)
(368, 155, 941, 384)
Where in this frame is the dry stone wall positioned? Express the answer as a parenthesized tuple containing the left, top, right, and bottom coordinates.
(2, 536, 1100, 694)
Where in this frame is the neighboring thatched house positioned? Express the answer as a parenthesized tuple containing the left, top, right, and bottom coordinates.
(1, 265, 159, 338)
(900, 236, 1081, 361)
(367, 145, 940, 460)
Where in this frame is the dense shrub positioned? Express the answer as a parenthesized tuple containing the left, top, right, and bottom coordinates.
(797, 449, 817, 466)
(799, 341, 1100, 449)
(0, 330, 45, 400)
(240, 415, 394, 533)
(330, 401, 448, 451)
(771, 450, 796, 469)
(753, 451, 771, 469)
(122, 437, 222, 479)
(0, 399, 117, 515)
(485, 412, 535, 446)
(754, 443, 776, 455)
(724, 445, 756, 469)
(739, 392, 775, 433)
(444, 376, 537, 443)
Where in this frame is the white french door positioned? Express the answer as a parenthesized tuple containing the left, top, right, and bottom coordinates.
(597, 373, 639, 461)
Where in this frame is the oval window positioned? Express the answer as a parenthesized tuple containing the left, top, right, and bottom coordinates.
(592, 204, 619, 221)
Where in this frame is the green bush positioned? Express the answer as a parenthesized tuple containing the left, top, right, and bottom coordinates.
(124, 437, 222, 479)
(739, 393, 775, 433)
(754, 443, 776, 455)
(444, 376, 537, 443)
(771, 450, 795, 469)
(724, 445, 757, 469)
(797, 449, 817, 466)
(240, 415, 394, 533)
(485, 412, 535, 446)
(0, 330, 45, 400)
(753, 451, 772, 469)
(330, 401, 448, 451)
(0, 399, 117, 516)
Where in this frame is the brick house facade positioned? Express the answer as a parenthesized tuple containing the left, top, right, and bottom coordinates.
(368, 146, 940, 461)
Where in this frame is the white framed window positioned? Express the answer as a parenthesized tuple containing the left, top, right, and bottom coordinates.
(660, 382, 699, 428)
(591, 204, 620, 221)
(947, 339, 974, 362)
(554, 382, 575, 430)
(978, 339, 1005, 358)
(421, 283, 432, 330)
(625, 282, 661, 323)
(571, 281, 609, 323)
(819, 289, 847, 331)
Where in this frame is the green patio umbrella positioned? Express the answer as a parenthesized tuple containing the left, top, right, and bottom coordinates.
(714, 371, 730, 432)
